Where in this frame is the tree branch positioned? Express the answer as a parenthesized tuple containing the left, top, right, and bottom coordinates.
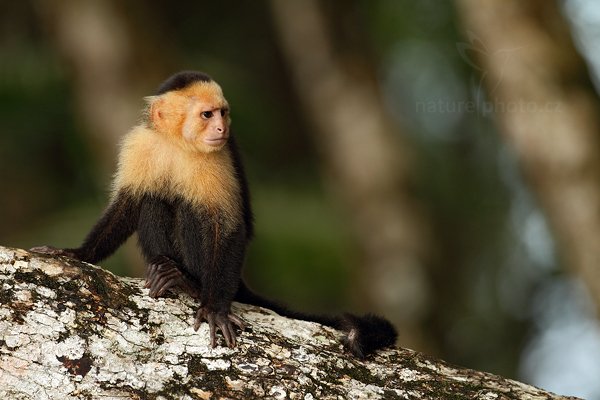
(0, 246, 575, 399)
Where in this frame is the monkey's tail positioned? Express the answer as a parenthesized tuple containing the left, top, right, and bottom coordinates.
(235, 282, 397, 358)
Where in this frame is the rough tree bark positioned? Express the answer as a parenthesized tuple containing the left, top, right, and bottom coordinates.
(455, 0, 600, 311)
(269, 0, 432, 352)
(0, 246, 574, 399)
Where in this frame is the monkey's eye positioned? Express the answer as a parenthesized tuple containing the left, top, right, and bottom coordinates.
(220, 108, 229, 117)
(201, 111, 213, 119)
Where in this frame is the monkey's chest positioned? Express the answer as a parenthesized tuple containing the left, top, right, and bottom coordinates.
(176, 173, 238, 212)
(173, 198, 244, 254)
(167, 151, 240, 217)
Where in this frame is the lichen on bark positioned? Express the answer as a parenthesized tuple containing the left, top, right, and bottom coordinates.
(0, 246, 577, 399)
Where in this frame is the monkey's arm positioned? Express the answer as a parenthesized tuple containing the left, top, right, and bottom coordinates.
(31, 190, 141, 264)
(137, 196, 201, 299)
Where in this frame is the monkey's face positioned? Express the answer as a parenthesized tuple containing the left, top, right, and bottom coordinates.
(183, 97, 230, 153)
(150, 82, 231, 153)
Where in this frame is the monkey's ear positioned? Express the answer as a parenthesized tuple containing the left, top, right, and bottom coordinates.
(146, 96, 165, 130)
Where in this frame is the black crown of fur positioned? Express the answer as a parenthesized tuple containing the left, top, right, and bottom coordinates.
(156, 71, 213, 95)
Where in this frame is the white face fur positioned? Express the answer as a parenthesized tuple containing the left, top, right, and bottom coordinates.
(149, 81, 231, 154)
(182, 97, 230, 152)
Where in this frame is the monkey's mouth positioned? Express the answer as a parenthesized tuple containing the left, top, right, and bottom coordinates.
(203, 137, 228, 146)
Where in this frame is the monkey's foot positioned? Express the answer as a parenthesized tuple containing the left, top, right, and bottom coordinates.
(145, 255, 200, 299)
(194, 307, 245, 348)
(29, 246, 78, 259)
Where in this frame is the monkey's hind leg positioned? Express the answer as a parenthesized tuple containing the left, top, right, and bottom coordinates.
(145, 255, 200, 299)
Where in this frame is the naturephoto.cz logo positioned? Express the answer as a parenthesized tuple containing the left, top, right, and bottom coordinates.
(416, 32, 562, 115)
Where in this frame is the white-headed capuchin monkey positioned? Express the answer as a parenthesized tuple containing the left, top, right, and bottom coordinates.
(31, 71, 397, 358)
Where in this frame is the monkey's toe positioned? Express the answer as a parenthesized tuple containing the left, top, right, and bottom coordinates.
(194, 308, 245, 348)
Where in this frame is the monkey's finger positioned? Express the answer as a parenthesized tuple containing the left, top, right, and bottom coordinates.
(154, 265, 180, 281)
(31, 246, 78, 259)
(145, 264, 159, 288)
(226, 324, 237, 348)
(220, 321, 236, 349)
(30, 245, 55, 252)
(147, 257, 179, 283)
(228, 314, 245, 331)
(155, 280, 173, 296)
(144, 276, 154, 289)
(150, 269, 180, 297)
(154, 266, 180, 282)
(30, 246, 62, 256)
(155, 273, 182, 296)
(209, 317, 217, 348)
(147, 263, 157, 277)
(218, 321, 234, 348)
(194, 308, 206, 331)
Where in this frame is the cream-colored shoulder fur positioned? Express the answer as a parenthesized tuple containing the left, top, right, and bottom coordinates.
(113, 125, 242, 224)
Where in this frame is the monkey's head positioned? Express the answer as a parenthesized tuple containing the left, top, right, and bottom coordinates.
(146, 71, 231, 153)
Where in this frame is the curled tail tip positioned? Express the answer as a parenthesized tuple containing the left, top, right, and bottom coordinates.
(341, 313, 398, 359)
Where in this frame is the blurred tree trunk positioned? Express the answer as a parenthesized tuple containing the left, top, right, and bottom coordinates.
(35, 0, 170, 176)
(456, 0, 600, 311)
(269, 0, 434, 351)
(34, 0, 172, 277)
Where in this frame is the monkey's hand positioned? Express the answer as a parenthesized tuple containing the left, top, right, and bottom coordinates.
(29, 246, 78, 259)
(194, 307, 245, 348)
(145, 255, 200, 299)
